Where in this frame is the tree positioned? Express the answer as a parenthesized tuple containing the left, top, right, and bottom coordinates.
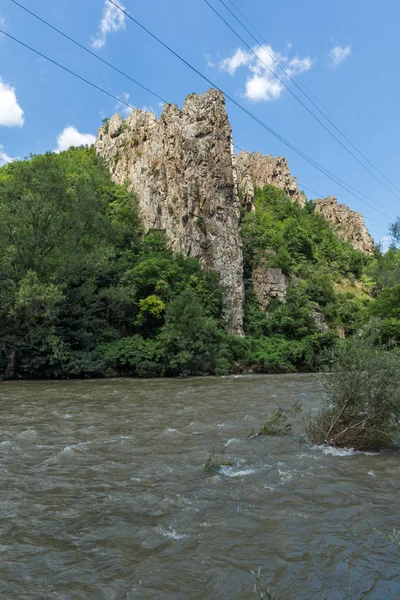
(0, 148, 119, 376)
(158, 290, 224, 376)
(389, 217, 400, 246)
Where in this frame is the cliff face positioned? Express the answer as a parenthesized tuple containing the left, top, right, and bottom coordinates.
(252, 265, 287, 309)
(313, 196, 374, 253)
(95, 88, 374, 336)
(95, 89, 244, 335)
(235, 151, 306, 209)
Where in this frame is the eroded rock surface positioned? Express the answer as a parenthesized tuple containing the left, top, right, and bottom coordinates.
(252, 264, 287, 310)
(236, 151, 306, 209)
(313, 196, 374, 253)
(95, 90, 244, 335)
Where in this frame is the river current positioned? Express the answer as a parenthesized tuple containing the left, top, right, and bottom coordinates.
(0, 374, 399, 599)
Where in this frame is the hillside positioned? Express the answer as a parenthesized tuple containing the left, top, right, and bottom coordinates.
(0, 90, 398, 379)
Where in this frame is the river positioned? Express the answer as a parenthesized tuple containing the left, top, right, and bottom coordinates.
(0, 374, 399, 599)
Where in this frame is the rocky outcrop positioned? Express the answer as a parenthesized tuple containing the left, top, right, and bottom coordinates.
(313, 196, 374, 253)
(252, 263, 287, 310)
(95, 87, 375, 335)
(235, 151, 306, 209)
(311, 305, 329, 333)
(95, 90, 244, 335)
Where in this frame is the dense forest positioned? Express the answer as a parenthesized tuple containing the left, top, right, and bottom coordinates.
(0, 146, 399, 379)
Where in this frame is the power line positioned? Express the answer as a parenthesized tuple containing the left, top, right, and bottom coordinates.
(0, 28, 389, 241)
(0, 19, 393, 226)
(9, 0, 168, 106)
(217, 0, 400, 198)
(0, 30, 145, 116)
(204, 0, 400, 205)
(298, 182, 389, 230)
(106, 0, 394, 220)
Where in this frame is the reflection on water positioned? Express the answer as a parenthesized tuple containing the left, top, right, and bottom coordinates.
(0, 374, 399, 599)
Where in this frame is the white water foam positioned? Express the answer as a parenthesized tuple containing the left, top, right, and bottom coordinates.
(62, 441, 91, 453)
(158, 526, 188, 540)
(220, 466, 255, 478)
(311, 444, 378, 457)
(225, 438, 241, 446)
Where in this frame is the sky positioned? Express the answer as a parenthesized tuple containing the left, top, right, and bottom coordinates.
(0, 0, 399, 248)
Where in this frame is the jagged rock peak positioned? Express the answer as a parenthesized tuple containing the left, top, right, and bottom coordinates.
(95, 88, 244, 335)
(313, 196, 374, 253)
(235, 150, 307, 209)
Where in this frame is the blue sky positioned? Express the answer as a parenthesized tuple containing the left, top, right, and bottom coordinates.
(0, 0, 399, 247)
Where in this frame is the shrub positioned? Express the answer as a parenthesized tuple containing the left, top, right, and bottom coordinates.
(158, 290, 223, 376)
(204, 450, 233, 473)
(251, 402, 301, 437)
(99, 335, 161, 376)
(307, 327, 400, 451)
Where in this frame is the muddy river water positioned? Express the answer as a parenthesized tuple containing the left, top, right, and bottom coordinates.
(0, 374, 399, 599)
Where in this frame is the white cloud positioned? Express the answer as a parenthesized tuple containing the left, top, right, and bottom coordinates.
(220, 44, 313, 102)
(286, 56, 313, 77)
(329, 44, 351, 68)
(0, 145, 15, 166)
(91, 0, 126, 49)
(220, 47, 252, 75)
(54, 126, 96, 153)
(204, 54, 216, 69)
(0, 78, 24, 127)
(115, 92, 132, 117)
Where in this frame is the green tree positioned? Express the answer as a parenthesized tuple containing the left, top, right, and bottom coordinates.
(158, 290, 225, 376)
(0, 149, 122, 376)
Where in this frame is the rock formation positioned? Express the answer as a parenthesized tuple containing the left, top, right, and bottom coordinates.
(96, 88, 374, 335)
(313, 196, 374, 253)
(235, 151, 306, 209)
(95, 89, 244, 335)
(252, 263, 287, 310)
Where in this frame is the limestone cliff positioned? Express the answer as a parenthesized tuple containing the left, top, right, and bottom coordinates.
(235, 151, 306, 209)
(95, 89, 244, 335)
(95, 88, 374, 335)
(313, 196, 374, 253)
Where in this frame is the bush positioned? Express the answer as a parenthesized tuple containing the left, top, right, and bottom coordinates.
(251, 402, 301, 437)
(307, 327, 400, 451)
(99, 335, 162, 376)
(158, 290, 224, 376)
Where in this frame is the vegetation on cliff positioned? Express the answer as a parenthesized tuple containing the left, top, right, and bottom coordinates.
(0, 147, 399, 379)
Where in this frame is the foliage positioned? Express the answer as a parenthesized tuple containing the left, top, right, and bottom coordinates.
(242, 185, 372, 343)
(158, 290, 228, 376)
(251, 402, 302, 437)
(204, 450, 234, 473)
(307, 325, 400, 450)
(242, 185, 369, 280)
(0, 150, 398, 380)
(0, 148, 224, 379)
